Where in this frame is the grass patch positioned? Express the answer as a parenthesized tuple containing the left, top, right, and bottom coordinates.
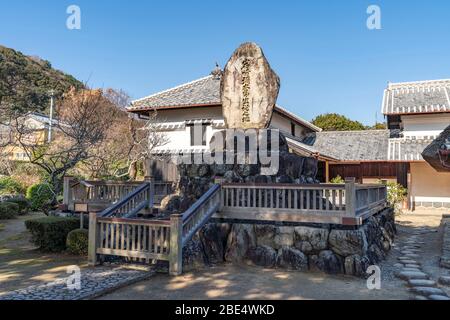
(0, 223, 4, 231)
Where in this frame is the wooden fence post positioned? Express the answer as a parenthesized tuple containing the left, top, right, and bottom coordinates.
(88, 212, 99, 266)
(63, 176, 74, 210)
(169, 214, 183, 276)
(145, 176, 154, 209)
(345, 177, 356, 217)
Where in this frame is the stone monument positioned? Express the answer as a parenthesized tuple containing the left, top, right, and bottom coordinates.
(422, 125, 450, 172)
(221, 42, 280, 129)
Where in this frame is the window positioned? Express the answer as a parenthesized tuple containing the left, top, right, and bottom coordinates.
(189, 124, 208, 146)
(291, 122, 296, 136)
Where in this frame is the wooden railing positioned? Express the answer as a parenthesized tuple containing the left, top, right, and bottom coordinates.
(182, 184, 221, 246)
(89, 215, 172, 265)
(63, 177, 174, 211)
(99, 182, 152, 219)
(216, 178, 387, 226)
(88, 179, 387, 276)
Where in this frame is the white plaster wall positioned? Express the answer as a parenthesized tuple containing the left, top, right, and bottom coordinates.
(401, 114, 450, 138)
(151, 106, 313, 151)
(410, 162, 450, 203)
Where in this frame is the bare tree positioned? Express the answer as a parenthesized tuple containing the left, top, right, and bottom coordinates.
(79, 104, 169, 180)
(12, 88, 119, 202)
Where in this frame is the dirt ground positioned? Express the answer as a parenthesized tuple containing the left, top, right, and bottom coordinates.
(99, 209, 450, 300)
(0, 213, 87, 296)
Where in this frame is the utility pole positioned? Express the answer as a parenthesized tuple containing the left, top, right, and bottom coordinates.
(48, 90, 54, 143)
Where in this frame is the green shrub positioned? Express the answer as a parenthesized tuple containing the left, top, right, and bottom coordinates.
(0, 176, 25, 195)
(330, 175, 345, 184)
(66, 229, 89, 255)
(0, 202, 20, 219)
(5, 197, 30, 215)
(25, 216, 79, 252)
(26, 183, 55, 212)
(385, 181, 408, 215)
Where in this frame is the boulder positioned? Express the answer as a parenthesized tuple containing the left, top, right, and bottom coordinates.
(248, 245, 278, 268)
(274, 227, 294, 249)
(294, 226, 329, 254)
(254, 224, 277, 248)
(225, 224, 256, 263)
(328, 229, 368, 256)
(422, 125, 450, 172)
(344, 254, 371, 277)
(159, 194, 181, 213)
(277, 247, 308, 271)
(221, 42, 280, 129)
(199, 223, 231, 264)
(182, 236, 206, 271)
(367, 244, 385, 264)
(303, 158, 318, 178)
(313, 250, 344, 274)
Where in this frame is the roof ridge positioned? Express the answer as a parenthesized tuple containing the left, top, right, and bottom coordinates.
(388, 78, 450, 89)
(275, 105, 322, 132)
(317, 129, 389, 134)
(131, 74, 214, 104)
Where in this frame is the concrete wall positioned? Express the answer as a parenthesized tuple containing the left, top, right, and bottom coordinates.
(410, 162, 450, 208)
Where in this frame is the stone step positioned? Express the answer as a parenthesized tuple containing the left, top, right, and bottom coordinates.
(408, 279, 437, 287)
(410, 286, 447, 296)
(395, 271, 429, 281)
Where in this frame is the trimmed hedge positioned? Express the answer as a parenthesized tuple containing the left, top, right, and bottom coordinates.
(25, 217, 80, 252)
(5, 197, 30, 215)
(0, 202, 20, 220)
(66, 229, 89, 255)
(26, 183, 54, 212)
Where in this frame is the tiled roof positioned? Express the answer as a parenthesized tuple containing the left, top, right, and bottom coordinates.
(303, 130, 390, 161)
(382, 79, 450, 115)
(303, 130, 436, 162)
(388, 137, 435, 161)
(128, 74, 321, 132)
(130, 75, 221, 110)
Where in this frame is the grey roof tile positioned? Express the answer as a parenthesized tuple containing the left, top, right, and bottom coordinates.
(382, 79, 450, 115)
(303, 130, 390, 161)
(130, 75, 221, 110)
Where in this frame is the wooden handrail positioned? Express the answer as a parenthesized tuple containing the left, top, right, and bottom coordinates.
(97, 217, 170, 226)
(99, 182, 151, 218)
(182, 184, 221, 223)
(222, 183, 346, 190)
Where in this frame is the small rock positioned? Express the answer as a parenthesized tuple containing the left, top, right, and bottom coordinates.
(408, 279, 436, 287)
(404, 264, 422, 269)
(395, 271, 429, 280)
(398, 259, 419, 265)
(410, 287, 446, 296)
(402, 268, 422, 273)
(438, 276, 450, 285)
(414, 295, 428, 300)
(428, 295, 450, 301)
(394, 263, 404, 268)
(405, 253, 420, 258)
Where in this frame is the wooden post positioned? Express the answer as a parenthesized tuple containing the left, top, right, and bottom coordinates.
(63, 176, 74, 210)
(345, 177, 356, 217)
(88, 212, 99, 266)
(144, 176, 154, 209)
(325, 161, 330, 183)
(169, 214, 183, 276)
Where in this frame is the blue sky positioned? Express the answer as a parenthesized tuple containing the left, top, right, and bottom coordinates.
(1, 0, 450, 125)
